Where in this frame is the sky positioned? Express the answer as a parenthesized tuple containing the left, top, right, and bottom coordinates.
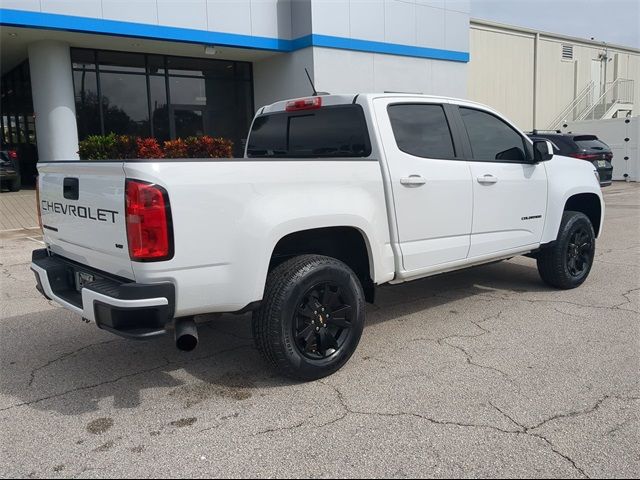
(469, 0, 640, 49)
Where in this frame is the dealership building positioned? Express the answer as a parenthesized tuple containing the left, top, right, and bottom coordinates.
(0, 0, 469, 169)
(0, 0, 638, 182)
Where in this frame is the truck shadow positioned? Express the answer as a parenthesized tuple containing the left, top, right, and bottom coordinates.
(1, 259, 547, 416)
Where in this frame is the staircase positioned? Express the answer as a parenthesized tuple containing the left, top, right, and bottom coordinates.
(579, 78, 634, 121)
(547, 78, 634, 130)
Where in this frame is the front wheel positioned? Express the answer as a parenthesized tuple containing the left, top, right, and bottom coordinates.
(536, 211, 596, 289)
(252, 255, 365, 381)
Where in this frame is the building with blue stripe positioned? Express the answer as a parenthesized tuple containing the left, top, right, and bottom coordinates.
(0, 0, 470, 166)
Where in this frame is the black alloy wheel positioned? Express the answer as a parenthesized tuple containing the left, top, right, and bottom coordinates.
(293, 282, 354, 360)
(252, 254, 365, 380)
(537, 211, 596, 289)
(566, 227, 593, 277)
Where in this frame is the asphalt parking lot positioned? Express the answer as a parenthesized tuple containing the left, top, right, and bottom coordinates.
(0, 183, 638, 478)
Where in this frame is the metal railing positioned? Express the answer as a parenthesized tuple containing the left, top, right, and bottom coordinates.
(547, 81, 595, 129)
(579, 78, 634, 121)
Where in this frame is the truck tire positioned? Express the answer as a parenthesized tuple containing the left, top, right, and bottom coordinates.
(252, 254, 365, 381)
(536, 211, 595, 289)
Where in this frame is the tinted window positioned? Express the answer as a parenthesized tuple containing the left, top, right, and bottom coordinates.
(460, 107, 527, 162)
(574, 138, 609, 151)
(387, 104, 455, 158)
(247, 105, 371, 158)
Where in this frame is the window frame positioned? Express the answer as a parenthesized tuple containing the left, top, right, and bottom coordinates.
(386, 102, 461, 161)
(452, 105, 534, 164)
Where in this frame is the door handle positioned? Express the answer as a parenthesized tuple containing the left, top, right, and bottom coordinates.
(477, 174, 498, 185)
(400, 175, 426, 187)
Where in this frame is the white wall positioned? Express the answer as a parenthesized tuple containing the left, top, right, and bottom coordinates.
(1, 0, 469, 50)
(0, 0, 296, 38)
(253, 48, 315, 109)
(310, 0, 469, 52)
(253, 45, 468, 109)
(313, 47, 467, 98)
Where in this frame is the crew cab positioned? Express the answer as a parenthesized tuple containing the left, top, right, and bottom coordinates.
(32, 94, 604, 380)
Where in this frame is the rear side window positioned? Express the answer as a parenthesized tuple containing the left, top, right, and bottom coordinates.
(460, 107, 527, 162)
(247, 105, 371, 158)
(387, 104, 455, 159)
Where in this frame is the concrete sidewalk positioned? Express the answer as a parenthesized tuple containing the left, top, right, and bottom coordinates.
(0, 189, 38, 231)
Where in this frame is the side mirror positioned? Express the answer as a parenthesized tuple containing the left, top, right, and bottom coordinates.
(533, 140, 554, 162)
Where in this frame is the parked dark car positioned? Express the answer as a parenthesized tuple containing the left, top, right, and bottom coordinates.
(0, 145, 21, 192)
(526, 131, 613, 186)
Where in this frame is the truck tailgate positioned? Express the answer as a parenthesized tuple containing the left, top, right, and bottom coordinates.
(38, 162, 134, 279)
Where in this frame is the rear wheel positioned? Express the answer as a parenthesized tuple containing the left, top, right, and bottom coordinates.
(252, 255, 365, 381)
(536, 211, 595, 289)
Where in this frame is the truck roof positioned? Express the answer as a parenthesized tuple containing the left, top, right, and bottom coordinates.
(260, 93, 498, 116)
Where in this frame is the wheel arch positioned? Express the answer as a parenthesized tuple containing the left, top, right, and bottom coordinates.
(268, 226, 376, 303)
(564, 193, 602, 237)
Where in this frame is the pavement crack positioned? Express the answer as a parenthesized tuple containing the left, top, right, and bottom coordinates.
(527, 395, 611, 432)
(1, 344, 252, 412)
(27, 339, 119, 387)
(529, 432, 590, 478)
(252, 420, 306, 436)
(318, 381, 522, 435)
(489, 402, 590, 478)
(488, 401, 526, 432)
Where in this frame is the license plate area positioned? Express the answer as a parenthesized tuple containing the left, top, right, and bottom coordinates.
(75, 270, 95, 291)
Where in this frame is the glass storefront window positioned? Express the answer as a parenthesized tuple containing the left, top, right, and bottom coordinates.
(98, 51, 145, 73)
(169, 77, 207, 106)
(100, 72, 150, 137)
(70, 48, 254, 155)
(72, 49, 96, 70)
(73, 70, 101, 138)
(147, 55, 166, 75)
(149, 75, 169, 142)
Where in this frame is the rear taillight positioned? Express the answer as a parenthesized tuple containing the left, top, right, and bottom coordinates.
(285, 97, 322, 111)
(125, 179, 173, 261)
(8, 150, 17, 160)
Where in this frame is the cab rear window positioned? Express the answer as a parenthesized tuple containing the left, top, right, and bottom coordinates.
(247, 105, 372, 158)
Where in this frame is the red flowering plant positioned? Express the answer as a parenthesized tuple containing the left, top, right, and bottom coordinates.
(79, 134, 232, 159)
(162, 139, 189, 158)
(115, 135, 137, 159)
(185, 136, 233, 158)
(136, 137, 164, 159)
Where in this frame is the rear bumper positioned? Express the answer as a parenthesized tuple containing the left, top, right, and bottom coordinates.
(593, 161, 613, 186)
(31, 249, 175, 339)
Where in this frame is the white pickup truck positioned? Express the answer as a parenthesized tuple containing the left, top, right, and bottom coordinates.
(32, 94, 603, 380)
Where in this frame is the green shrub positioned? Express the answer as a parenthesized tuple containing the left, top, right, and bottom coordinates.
(78, 133, 117, 160)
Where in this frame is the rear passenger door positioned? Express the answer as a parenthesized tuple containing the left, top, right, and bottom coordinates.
(454, 106, 548, 257)
(374, 98, 473, 273)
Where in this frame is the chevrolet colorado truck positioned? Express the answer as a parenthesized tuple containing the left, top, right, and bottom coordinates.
(32, 94, 604, 380)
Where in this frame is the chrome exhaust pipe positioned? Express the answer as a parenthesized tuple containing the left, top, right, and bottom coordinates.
(175, 317, 198, 351)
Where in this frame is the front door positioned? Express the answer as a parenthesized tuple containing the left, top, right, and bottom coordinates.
(374, 98, 473, 273)
(456, 106, 548, 258)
